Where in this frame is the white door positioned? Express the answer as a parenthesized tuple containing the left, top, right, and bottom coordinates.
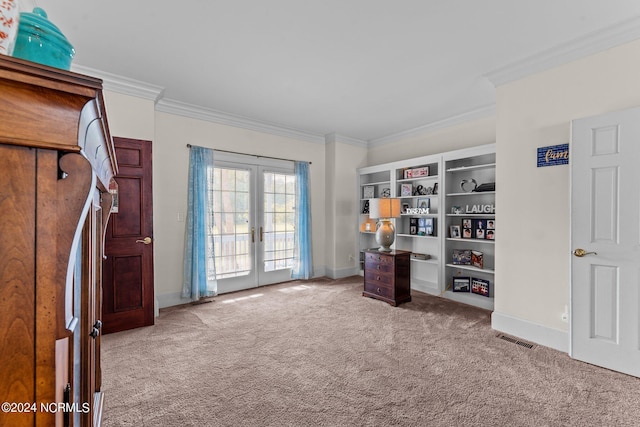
(571, 106, 640, 377)
(209, 155, 296, 294)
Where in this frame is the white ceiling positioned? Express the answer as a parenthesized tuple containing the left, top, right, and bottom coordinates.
(33, 1, 640, 142)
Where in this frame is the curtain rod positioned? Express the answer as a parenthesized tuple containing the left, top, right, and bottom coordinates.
(186, 144, 311, 164)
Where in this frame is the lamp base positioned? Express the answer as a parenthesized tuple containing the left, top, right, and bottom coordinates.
(375, 219, 395, 252)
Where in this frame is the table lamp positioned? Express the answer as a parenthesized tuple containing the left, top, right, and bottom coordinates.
(369, 198, 401, 252)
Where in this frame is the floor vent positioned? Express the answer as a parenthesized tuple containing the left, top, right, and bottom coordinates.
(497, 334, 535, 349)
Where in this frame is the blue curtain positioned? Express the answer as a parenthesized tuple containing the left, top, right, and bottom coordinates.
(292, 161, 313, 280)
(182, 146, 217, 300)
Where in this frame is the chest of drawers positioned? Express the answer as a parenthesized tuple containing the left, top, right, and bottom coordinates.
(363, 249, 411, 306)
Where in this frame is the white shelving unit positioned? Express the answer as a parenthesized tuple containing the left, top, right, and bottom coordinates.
(442, 144, 496, 311)
(356, 143, 496, 311)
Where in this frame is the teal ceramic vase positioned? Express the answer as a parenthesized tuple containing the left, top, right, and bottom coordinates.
(12, 7, 74, 70)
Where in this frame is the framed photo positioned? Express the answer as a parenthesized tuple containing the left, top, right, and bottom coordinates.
(486, 229, 495, 240)
(380, 187, 391, 198)
(462, 228, 472, 238)
(363, 185, 375, 199)
(410, 218, 418, 235)
(402, 203, 410, 214)
(452, 276, 471, 292)
(401, 183, 413, 197)
(452, 249, 471, 265)
(462, 218, 472, 229)
(450, 225, 461, 238)
(423, 217, 434, 236)
(476, 228, 485, 239)
(417, 218, 427, 236)
(471, 278, 491, 297)
(416, 198, 430, 210)
(487, 219, 495, 230)
(471, 250, 483, 269)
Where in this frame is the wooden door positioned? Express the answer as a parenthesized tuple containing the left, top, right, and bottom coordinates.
(103, 138, 154, 334)
(571, 106, 640, 377)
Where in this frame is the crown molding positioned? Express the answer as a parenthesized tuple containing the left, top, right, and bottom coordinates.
(485, 15, 640, 86)
(156, 98, 326, 144)
(71, 64, 165, 101)
(324, 133, 368, 147)
(368, 104, 496, 147)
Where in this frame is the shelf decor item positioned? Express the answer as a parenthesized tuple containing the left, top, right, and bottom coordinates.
(450, 225, 461, 238)
(471, 278, 491, 297)
(460, 178, 477, 193)
(471, 250, 484, 269)
(369, 198, 401, 252)
(363, 185, 375, 199)
(12, 7, 75, 70)
(405, 166, 429, 178)
(401, 183, 413, 196)
(452, 249, 471, 265)
(453, 276, 471, 292)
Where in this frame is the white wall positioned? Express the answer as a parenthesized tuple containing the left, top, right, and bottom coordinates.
(367, 116, 496, 165)
(153, 112, 326, 307)
(324, 137, 368, 277)
(103, 91, 155, 141)
(493, 39, 640, 350)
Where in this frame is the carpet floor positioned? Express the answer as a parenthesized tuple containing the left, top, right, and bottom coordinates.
(101, 276, 640, 426)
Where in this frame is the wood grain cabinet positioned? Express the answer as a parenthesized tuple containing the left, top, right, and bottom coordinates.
(363, 250, 411, 306)
(0, 56, 117, 427)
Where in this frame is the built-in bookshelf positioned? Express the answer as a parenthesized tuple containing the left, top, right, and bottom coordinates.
(356, 143, 495, 311)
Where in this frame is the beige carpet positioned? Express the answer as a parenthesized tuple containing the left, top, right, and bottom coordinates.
(101, 276, 640, 426)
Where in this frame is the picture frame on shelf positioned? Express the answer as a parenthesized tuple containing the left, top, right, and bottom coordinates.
(423, 217, 434, 236)
(476, 228, 485, 239)
(450, 225, 461, 238)
(402, 202, 410, 214)
(401, 183, 413, 197)
(416, 198, 430, 210)
(471, 278, 491, 297)
(417, 218, 427, 236)
(452, 276, 471, 292)
(471, 250, 483, 269)
(486, 229, 495, 240)
(463, 228, 472, 238)
(462, 218, 472, 229)
(452, 249, 471, 265)
(380, 187, 391, 198)
(363, 185, 375, 199)
(410, 218, 418, 235)
(487, 219, 495, 230)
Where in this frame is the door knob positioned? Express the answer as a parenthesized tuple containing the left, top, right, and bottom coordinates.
(573, 248, 597, 257)
(136, 237, 152, 245)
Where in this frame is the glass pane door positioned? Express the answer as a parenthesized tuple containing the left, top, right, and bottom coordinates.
(209, 164, 257, 293)
(259, 169, 296, 285)
(209, 159, 296, 293)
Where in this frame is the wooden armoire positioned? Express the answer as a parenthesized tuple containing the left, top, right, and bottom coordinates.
(0, 56, 117, 426)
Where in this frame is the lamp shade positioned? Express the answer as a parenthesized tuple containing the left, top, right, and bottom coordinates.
(369, 198, 401, 219)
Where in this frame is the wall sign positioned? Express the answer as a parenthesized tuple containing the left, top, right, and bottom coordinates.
(537, 143, 569, 167)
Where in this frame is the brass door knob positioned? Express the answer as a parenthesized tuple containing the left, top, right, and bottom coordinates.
(573, 248, 597, 257)
(136, 237, 152, 245)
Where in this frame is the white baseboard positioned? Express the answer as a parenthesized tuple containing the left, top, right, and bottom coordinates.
(325, 265, 358, 279)
(157, 292, 189, 309)
(491, 311, 568, 353)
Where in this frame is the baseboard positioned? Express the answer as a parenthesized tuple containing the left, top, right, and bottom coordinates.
(157, 291, 188, 309)
(325, 265, 358, 279)
(491, 311, 568, 353)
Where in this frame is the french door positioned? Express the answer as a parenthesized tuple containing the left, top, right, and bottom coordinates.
(209, 153, 296, 294)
